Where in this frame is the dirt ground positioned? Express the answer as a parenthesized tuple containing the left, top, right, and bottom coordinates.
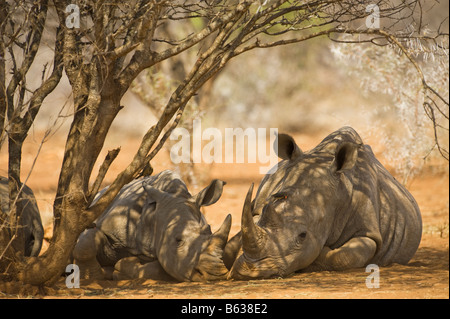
(0, 131, 448, 299)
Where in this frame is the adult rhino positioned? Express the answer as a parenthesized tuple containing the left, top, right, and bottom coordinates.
(225, 127, 422, 279)
(0, 177, 44, 257)
(73, 170, 231, 282)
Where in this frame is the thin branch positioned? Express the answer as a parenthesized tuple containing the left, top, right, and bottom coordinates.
(136, 101, 188, 179)
(233, 28, 337, 55)
(423, 101, 449, 160)
(88, 147, 121, 204)
(5, 0, 48, 122)
(23, 27, 64, 129)
(153, 1, 254, 62)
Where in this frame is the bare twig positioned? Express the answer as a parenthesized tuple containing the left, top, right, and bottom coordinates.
(88, 147, 121, 204)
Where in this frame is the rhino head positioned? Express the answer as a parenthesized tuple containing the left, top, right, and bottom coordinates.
(229, 129, 364, 279)
(141, 179, 231, 281)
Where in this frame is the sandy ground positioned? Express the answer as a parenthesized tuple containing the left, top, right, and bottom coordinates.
(0, 131, 448, 299)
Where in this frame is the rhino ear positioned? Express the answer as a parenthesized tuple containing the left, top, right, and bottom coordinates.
(143, 184, 173, 204)
(275, 133, 302, 161)
(193, 179, 226, 207)
(332, 142, 359, 173)
(143, 184, 164, 200)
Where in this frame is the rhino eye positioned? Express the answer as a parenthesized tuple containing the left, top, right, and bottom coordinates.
(272, 192, 288, 202)
(295, 231, 307, 246)
(176, 237, 184, 247)
(297, 231, 307, 241)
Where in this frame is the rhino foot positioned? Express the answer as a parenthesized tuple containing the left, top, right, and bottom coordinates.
(73, 229, 107, 279)
(75, 260, 106, 279)
(304, 237, 377, 272)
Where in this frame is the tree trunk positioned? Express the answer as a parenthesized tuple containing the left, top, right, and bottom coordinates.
(17, 81, 124, 285)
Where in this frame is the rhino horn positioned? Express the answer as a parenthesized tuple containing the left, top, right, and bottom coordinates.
(191, 214, 232, 281)
(206, 214, 232, 254)
(241, 184, 266, 259)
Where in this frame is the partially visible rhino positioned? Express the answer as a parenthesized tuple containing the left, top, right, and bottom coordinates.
(225, 127, 422, 279)
(0, 177, 44, 257)
(73, 170, 232, 282)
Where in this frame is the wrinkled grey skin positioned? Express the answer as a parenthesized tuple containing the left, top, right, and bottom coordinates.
(0, 177, 44, 257)
(225, 127, 422, 280)
(73, 170, 232, 282)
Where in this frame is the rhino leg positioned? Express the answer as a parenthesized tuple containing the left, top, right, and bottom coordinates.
(304, 237, 377, 271)
(113, 257, 174, 281)
(73, 229, 107, 279)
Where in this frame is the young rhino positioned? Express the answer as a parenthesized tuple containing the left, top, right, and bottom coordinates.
(73, 170, 231, 282)
(226, 127, 422, 279)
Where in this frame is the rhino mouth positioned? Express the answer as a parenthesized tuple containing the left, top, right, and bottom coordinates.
(229, 254, 286, 280)
(190, 262, 229, 281)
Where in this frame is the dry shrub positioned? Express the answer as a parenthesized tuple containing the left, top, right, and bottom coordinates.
(331, 37, 449, 184)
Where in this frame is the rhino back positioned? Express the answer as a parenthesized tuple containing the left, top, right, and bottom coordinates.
(96, 170, 190, 225)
